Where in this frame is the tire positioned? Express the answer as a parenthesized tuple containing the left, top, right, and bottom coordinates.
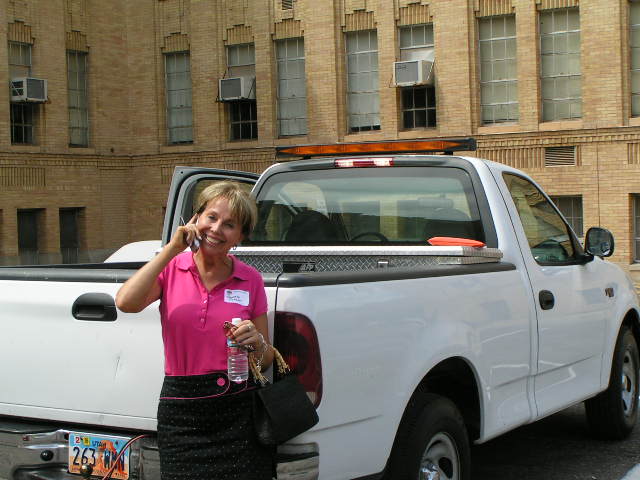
(585, 325, 640, 440)
(387, 394, 470, 480)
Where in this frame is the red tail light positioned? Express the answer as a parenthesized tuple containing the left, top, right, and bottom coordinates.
(274, 312, 323, 407)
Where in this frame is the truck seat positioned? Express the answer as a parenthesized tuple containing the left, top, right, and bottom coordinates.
(423, 207, 475, 240)
(285, 210, 345, 242)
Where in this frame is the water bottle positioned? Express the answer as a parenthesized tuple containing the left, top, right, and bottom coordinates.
(227, 317, 248, 383)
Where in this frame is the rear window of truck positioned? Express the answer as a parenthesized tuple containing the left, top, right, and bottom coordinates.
(246, 166, 485, 245)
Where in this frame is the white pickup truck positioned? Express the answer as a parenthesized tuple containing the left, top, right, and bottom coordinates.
(1, 138, 639, 480)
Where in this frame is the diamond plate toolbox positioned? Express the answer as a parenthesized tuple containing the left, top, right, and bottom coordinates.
(234, 246, 503, 273)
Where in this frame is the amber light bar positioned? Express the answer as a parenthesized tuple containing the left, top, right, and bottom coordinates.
(276, 137, 476, 157)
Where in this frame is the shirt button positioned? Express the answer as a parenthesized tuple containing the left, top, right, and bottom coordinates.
(204, 299, 207, 303)
(200, 318, 205, 323)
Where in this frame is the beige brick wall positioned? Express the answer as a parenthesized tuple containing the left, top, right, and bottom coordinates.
(1, 0, 640, 287)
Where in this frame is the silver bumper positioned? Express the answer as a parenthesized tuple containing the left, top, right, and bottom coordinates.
(0, 420, 318, 480)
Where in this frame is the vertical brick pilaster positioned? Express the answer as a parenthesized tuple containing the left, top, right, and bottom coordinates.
(38, 0, 67, 152)
(376, 0, 399, 137)
(191, 1, 222, 150)
(432, 0, 473, 135)
(304, 0, 342, 143)
(581, 0, 624, 128)
(253, 0, 276, 142)
(514, 0, 540, 130)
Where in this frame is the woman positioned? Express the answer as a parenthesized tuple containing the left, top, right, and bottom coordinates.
(116, 181, 275, 480)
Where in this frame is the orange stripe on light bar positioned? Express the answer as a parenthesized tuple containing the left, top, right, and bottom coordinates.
(277, 138, 475, 157)
(335, 158, 393, 168)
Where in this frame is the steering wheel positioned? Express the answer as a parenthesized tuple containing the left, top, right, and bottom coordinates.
(350, 231, 389, 242)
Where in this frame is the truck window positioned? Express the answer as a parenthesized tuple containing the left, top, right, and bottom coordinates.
(248, 166, 485, 245)
(503, 173, 578, 263)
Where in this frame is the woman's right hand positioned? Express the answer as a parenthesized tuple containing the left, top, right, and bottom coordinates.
(168, 215, 201, 254)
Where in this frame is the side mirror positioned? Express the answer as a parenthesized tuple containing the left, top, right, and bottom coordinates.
(584, 227, 615, 257)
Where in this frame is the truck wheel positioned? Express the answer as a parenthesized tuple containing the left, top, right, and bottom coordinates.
(585, 325, 639, 440)
(389, 394, 470, 480)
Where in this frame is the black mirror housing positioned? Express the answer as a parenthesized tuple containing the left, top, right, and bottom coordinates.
(584, 227, 615, 257)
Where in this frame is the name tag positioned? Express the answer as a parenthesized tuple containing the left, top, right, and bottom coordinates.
(224, 289, 249, 306)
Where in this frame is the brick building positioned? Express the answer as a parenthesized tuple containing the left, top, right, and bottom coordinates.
(2, 0, 640, 282)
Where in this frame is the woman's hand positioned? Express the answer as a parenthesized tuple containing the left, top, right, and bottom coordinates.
(168, 214, 201, 254)
(225, 320, 265, 351)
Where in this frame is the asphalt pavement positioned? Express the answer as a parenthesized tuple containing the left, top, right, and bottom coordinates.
(471, 404, 640, 480)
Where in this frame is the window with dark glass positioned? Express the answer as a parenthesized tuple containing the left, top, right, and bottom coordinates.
(550, 195, 583, 237)
(17, 209, 41, 265)
(248, 167, 484, 245)
(59, 208, 83, 264)
(11, 103, 34, 144)
(631, 1, 640, 115)
(504, 173, 578, 263)
(634, 195, 640, 262)
(230, 100, 258, 140)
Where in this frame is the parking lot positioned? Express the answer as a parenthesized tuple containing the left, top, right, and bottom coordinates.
(472, 404, 640, 480)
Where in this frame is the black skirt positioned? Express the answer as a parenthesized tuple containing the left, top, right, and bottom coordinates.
(157, 371, 275, 480)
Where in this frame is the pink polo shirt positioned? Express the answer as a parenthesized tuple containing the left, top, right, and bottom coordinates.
(157, 252, 268, 376)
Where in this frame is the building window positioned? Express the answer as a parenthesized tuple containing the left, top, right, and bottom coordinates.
(164, 51, 193, 144)
(229, 101, 258, 140)
(17, 209, 42, 265)
(346, 30, 380, 132)
(9, 41, 35, 145)
(550, 195, 583, 237)
(635, 195, 640, 262)
(9, 41, 30, 76)
(59, 208, 84, 264)
(276, 38, 307, 136)
(226, 43, 257, 140)
(11, 104, 33, 144)
(631, 1, 640, 116)
(540, 8, 581, 121)
(479, 15, 518, 124)
(67, 51, 89, 147)
(399, 24, 436, 129)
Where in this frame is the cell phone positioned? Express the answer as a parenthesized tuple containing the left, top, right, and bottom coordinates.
(180, 216, 200, 253)
(190, 237, 200, 253)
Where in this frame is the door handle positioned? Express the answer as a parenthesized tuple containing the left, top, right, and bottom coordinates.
(72, 293, 118, 321)
(539, 290, 555, 310)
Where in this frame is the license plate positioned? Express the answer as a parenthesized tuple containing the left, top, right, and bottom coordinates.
(68, 432, 131, 479)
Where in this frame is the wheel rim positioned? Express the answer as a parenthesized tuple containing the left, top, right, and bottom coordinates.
(419, 432, 460, 480)
(621, 348, 639, 417)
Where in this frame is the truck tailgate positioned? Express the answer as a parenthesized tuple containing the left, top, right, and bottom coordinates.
(0, 269, 278, 431)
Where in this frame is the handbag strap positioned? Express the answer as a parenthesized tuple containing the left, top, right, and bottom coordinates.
(250, 346, 290, 385)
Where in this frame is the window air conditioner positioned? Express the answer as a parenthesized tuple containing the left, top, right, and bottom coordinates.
(10, 77, 48, 103)
(218, 76, 256, 101)
(393, 60, 434, 87)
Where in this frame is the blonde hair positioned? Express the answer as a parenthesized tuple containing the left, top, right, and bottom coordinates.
(195, 181, 257, 236)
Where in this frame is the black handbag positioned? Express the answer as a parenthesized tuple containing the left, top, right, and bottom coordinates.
(251, 348, 319, 445)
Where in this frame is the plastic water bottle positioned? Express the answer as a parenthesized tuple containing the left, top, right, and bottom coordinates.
(227, 317, 249, 383)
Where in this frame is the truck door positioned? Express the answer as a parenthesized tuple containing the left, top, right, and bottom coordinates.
(500, 173, 608, 417)
(162, 167, 260, 245)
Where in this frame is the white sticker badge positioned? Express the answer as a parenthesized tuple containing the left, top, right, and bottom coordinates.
(224, 289, 250, 306)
